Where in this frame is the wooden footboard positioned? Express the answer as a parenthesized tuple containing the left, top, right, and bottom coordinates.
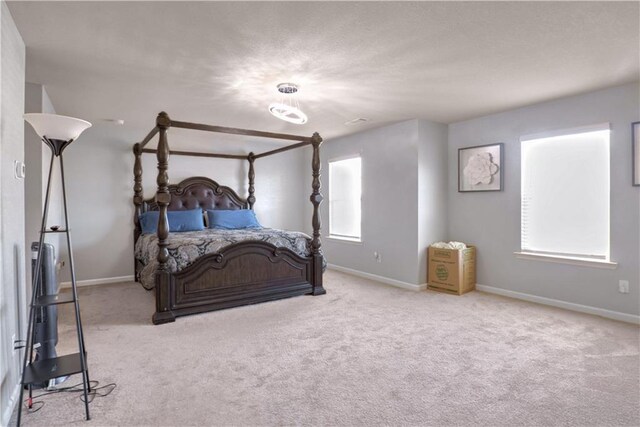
(152, 241, 324, 325)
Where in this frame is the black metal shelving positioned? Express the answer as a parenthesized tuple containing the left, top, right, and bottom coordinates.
(17, 144, 91, 425)
(34, 293, 76, 307)
(23, 353, 86, 385)
(42, 229, 69, 233)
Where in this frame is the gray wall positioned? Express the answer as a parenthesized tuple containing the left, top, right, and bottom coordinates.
(418, 120, 449, 282)
(60, 127, 309, 282)
(0, 2, 25, 424)
(320, 119, 448, 285)
(448, 82, 640, 316)
(24, 83, 42, 260)
(24, 83, 60, 288)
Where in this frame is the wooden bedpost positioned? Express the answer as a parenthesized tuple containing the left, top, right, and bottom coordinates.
(153, 111, 176, 324)
(310, 132, 326, 295)
(247, 152, 256, 209)
(133, 143, 143, 281)
(133, 143, 144, 219)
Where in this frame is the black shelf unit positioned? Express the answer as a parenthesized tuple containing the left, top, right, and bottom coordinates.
(23, 353, 86, 385)
(17, 137, 91, 426)
(34, 293, 76, 307)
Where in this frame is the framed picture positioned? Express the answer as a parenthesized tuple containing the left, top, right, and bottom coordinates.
(458, 143, 503, 192)
(633, 122, 640, 186)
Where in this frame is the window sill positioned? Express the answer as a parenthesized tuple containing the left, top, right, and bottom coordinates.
(327, 235, 362, 244)
(514, 252, 618, 269)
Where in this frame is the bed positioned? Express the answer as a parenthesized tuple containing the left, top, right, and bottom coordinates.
(133, 112, 326, 325)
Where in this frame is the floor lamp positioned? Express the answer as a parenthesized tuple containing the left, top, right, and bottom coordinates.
(18, 114, 92, 426)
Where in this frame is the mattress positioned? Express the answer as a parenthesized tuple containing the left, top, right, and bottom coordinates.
(135, 228, 320, 290)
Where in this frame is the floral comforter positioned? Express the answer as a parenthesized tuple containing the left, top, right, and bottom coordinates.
(135, 228, 321, 290)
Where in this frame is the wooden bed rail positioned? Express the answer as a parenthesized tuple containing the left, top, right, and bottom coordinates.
(170, 120, 313, 143)
(254, 140, 311, 159)
(141, 148, 246, 160)
(139, 127, 159, 149)
(137, 117, 314, 159)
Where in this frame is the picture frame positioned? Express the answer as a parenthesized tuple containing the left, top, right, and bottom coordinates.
(458, 143, 504, 192)
(633, 121, 640, 186)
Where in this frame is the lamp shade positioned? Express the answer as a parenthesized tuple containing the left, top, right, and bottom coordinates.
(24, 113, 92, 141)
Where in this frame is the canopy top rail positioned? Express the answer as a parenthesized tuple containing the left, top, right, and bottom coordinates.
(137, 112, 319, 160)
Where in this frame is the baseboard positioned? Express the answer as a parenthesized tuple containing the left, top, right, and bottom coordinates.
(2, 383, 20, 427)
(61, 275, 135, 288)
(328, 264, 427, 291)
(476, 284, 640, 325)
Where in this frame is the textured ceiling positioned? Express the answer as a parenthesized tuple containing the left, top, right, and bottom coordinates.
(7, 1, 640, 148)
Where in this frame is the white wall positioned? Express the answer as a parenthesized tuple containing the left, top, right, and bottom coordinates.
(24, 83, 42, 254)
(448, 82, 640, 316)
(320, 119, 448, 286)
(60, 126, 309, 282)
(24, 83, 60, 287)
(0, 1, 25, 424)
(418, 120, 449, 282)
(321, 121, 419, 284)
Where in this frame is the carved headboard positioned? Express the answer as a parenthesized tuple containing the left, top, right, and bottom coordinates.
(135, 176, 248, 238)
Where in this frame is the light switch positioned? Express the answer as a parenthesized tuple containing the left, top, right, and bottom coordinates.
(13, 160, 25, 179)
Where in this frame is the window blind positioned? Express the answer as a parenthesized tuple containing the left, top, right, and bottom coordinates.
(329, 157, 362, 240)
(521, 126, 610, 259)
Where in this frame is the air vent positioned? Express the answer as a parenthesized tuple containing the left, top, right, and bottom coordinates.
(344, 118, 369, 126)
(103, 119, 125, 125)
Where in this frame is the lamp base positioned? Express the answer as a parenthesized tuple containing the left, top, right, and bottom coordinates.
(44, 138, 73, 156)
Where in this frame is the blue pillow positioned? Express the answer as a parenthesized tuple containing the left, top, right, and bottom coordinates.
(207, 209, 261, 230)
(139, 209, 205, 234)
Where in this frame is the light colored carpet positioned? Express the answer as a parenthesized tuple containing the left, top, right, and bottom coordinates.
(11, 270, 640, 426)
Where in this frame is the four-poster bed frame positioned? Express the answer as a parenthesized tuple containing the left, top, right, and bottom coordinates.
(133, 112, 325, 325)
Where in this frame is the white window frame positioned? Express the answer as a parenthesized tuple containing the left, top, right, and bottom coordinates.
(515, 123, 617, 269)
(328, 154, 362, 243)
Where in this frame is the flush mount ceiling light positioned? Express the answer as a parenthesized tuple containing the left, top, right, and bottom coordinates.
(268, 83, 308, 125)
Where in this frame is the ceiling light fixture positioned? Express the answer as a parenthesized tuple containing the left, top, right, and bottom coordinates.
(268, 83, 308, 125)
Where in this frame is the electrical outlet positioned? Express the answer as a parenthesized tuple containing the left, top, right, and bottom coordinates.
(373, 251, 382, 263)
(619, 280, 629, 294)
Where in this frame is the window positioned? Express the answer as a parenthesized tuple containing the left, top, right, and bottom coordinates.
(520, 125, 610, 260)
(329, 156, 362, 241)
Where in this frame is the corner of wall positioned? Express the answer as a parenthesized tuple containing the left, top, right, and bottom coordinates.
(417, 119, 449, 284)
(0, 2, 27, 425)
